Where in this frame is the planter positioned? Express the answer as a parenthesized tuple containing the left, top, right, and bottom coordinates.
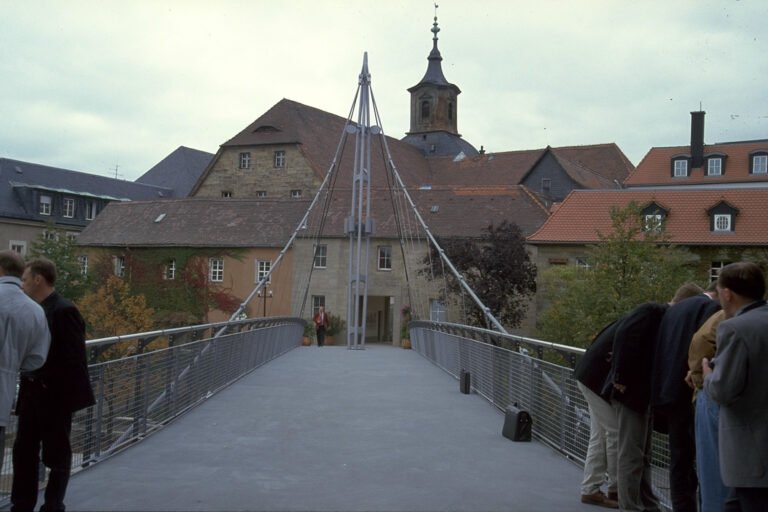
(302, 336, 312, 346)
(401, 338, 412, 349)
(325, 336, 336, 346)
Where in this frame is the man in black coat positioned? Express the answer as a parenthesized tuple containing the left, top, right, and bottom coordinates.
(603, 301, 668, 511)
(651, 285, 720, 512)
(14, 258, 95, 512)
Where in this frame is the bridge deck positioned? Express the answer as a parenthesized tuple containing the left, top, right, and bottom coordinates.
(61, 344, 594, 511)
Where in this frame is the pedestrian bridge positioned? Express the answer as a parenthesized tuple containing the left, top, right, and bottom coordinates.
(0, 319, 671, 511)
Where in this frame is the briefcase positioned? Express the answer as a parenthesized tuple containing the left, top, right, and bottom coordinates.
(502, 403, 532, 442)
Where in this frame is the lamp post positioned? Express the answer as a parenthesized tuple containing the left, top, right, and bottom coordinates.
(256, 283, 273, 317)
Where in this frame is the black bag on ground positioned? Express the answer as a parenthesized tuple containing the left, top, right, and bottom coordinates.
(502, 403, 532, 442)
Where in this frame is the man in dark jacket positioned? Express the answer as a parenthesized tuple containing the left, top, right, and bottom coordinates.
(574, 321, 620, 508)
(652, 284, 720, 512)
(603, 301, 668, 512)
(14, 258, 95, 512)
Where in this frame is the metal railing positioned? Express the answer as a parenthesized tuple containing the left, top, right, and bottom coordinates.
(0, 317, 304, 505)
(410, 320, 672, 509)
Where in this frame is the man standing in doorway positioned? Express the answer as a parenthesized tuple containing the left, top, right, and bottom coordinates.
(12, 257, 95, 512)
(313, 306, 329, 347)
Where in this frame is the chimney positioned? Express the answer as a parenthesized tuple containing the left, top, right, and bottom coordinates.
(690, 111, 705, 168)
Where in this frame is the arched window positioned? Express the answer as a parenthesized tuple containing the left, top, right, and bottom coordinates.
(421, 100, 430, 120)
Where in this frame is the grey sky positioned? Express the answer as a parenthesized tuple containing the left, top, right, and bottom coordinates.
(1, 0, 766, 181)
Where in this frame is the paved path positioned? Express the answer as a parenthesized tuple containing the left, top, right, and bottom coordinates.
(60, 344, 595, 511)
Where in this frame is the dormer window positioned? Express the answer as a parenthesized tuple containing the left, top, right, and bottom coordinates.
(751, 152, 768, 174)
(713, 214, 731, 232)
(707, 200, 738, 233)
(641, 202, 668, 232)
(672, 158, 689, 178)
(39, 195, 52, 215)
(706, 157, 722, 176)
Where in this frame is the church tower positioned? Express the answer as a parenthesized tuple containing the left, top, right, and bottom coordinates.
(402, 13, 478, 157)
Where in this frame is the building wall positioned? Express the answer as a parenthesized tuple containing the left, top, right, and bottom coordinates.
(193, 145, 322, 200)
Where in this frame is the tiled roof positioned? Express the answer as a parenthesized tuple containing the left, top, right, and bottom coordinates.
(549, 144, 633, 188)
(191, 99, 431, 193)
(77, 198, 309, 247)
(527, 188, 768, 246)
(0, 158, 173, 221)
(625, 140, 768, 187)
(136, 146, 214, 197)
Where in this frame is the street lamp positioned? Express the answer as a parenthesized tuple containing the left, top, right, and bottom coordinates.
(256, 283, 273, 317)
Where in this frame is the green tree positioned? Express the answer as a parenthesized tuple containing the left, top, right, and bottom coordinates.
(537, 202, 697, 347)
(28, 222, 91, 301)
(424, 221, 537, 329)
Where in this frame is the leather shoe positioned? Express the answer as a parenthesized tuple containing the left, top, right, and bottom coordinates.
(581, 491, 618, 508)
(607, 491, 618, 502)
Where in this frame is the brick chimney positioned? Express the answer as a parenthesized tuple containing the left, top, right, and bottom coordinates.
(690, 111, 705, 168)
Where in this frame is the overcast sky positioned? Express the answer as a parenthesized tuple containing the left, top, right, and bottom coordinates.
(1, 0, 766, 181)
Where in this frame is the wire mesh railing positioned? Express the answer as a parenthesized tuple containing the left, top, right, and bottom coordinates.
(410, 320, 672, 509)
(0, 317, 304, 506)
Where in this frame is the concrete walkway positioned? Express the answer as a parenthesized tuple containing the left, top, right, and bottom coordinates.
(60, 344, 596, 511)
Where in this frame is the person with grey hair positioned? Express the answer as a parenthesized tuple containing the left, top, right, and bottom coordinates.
(0, 251, 50, 470)
(703, 262, 768, 512)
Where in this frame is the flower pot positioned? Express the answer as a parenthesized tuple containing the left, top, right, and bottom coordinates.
(302, 336, 312, 346)
(401, 338, 412, 349)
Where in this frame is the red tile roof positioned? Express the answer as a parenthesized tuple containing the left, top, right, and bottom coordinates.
(626, 140, 768, 187)
(527, 188, 768, 246)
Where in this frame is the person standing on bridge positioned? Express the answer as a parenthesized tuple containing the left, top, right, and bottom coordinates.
(313, 306, 329, 347)
(703, 262, 768, 512)
(0, 251, 50, 470)
(12, 257, 95, 512)
(574, 320, 620, 508)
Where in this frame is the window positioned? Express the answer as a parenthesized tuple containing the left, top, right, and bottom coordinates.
(541, 178, 551, 194)
(164, 259, 176, 280)
(429, 299, 446, 322)
(221, 191, 233, 198)
(706, 158, 722, 176)
(256, 260, 271, 283)
(644, 214, 663, 232)
(291, 189, 302, 199)
(256, 190, 267, 198)
(673, 159, 688, 177)
(114, 256, 125, 277)
(421, 100, 430, 120)
(713, 214, 731, 232)
(43, 231, 56, 241)
(312, 295, 326, 316)
(39, 195, 52, 215)
(313, 245, 327, 268)
(273, 150, 286, 168)
(85, 200, 97, 220)
(239, 152, 251, 169)
(575, 257, 591, 270)
(78, 255, 88, 276)
(9, 240, 26, 255)
(378, 246, 392, 271)
(710, 261, 730, 282)
(66, 232, 77, 242)
(752, 154, 768, 174)
(448, 102, 454, 121)
(63, 197, 75, 218)
(209, 257, 224, 282)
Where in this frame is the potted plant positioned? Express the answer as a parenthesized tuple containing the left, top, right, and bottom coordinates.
(400, 305, 412, 349)
(325, 313, 346, 346)
(302, 321, 314, 346)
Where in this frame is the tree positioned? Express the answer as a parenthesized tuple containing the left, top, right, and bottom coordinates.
(28, 222, 91, 301)
(536, 202, 697, 347)
(424, 221, 537, 329)
(78, 275, 155, 340)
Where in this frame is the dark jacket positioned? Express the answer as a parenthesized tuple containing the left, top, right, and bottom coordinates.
(651, 294, 720, 409)
(602, 302, 668, 413)
(17, 292, 95, 415)
(574, 320, 618, 399)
